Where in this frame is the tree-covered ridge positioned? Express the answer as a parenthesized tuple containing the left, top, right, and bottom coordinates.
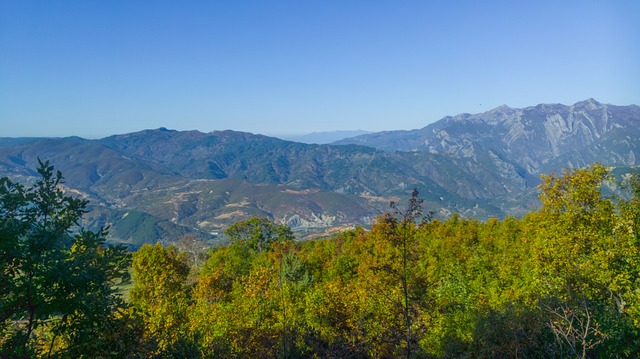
(2, 99, 637, 246)
(2, 162, 640, 357)
(129, 164, 640, 358)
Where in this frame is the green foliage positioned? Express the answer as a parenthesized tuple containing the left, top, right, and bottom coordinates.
(130, 243, 195, 356)
(8, 161, 640, 357)
(170, 166, 640, 357)
(378, 188, 433, 358)
(0, 159, 130, 358)
(225, 216, 294, 252)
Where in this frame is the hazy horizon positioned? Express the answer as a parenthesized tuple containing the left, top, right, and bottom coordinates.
(0, 98, 637, 140)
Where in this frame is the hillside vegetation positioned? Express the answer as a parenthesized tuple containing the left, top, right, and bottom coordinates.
(1, 99, 638, 246)
(3, 162, 640, 357)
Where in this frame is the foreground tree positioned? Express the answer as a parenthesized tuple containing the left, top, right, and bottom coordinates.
(190, 217, 298, 357)
(364, 189, 433, 358)
(0, 160, 130, 357)
(130, 243, 196, 356)
(529, 164, 640, 357)
(386, 189, 432, 358)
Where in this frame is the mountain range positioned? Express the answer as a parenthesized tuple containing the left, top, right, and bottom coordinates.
(1, 99, 638, 247)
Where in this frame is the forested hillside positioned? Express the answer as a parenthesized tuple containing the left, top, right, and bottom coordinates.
(3, 162, 640, 357)
(1, 100, 638, 246)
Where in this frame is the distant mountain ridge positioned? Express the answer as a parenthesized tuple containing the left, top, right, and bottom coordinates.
(0, 99, 638, 246)
(280, 130, 373, 144)
(334, 99, 640, 174)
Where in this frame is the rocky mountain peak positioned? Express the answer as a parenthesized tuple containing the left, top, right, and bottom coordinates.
(334, 99, 639, 174)
(573, 98, 603, 110)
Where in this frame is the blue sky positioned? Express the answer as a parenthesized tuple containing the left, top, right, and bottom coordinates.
(1, 1, 638, 138)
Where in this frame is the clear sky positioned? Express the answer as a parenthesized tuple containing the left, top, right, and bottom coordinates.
(1, 1, 638, 138)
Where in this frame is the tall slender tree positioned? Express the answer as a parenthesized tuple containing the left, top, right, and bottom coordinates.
(384, 189, 432, 359)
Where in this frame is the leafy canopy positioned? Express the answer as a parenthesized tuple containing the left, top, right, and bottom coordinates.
(0, 159, 130, 358)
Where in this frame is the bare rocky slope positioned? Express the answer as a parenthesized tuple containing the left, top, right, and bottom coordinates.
(335, 99, 640, 174)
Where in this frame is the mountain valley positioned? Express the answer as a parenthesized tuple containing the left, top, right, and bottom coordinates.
(1, 99, 638, 246)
